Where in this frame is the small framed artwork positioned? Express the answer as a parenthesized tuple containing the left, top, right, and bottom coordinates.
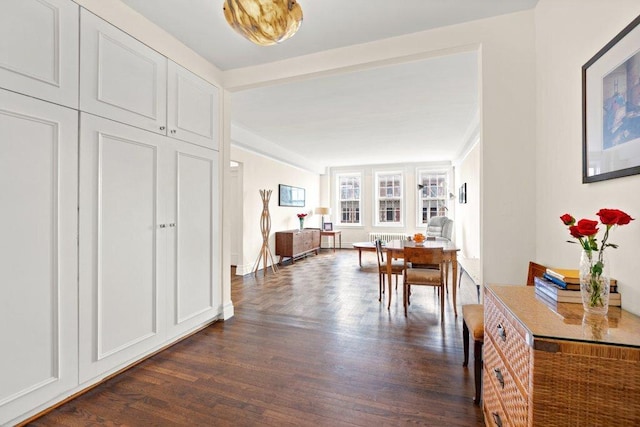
(458, 183, 467, 204)
(583, 14, 640, 183)
(323, 222, 333, 231)
(278, 184, 305, 207)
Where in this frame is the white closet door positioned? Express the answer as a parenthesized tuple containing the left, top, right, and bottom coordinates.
(167, 61, 219, 149)
(0, 0, 79, 108)
(166, 141, 220, 335)
(78, 114, 167, 382)
(79, 9, 167, 135)
(0, 89, 78, 425)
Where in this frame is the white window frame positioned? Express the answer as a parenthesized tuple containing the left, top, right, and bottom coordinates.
(335, 172, 362, 226)
(416, 169, 449, 227)
(374, 170, 404, 227)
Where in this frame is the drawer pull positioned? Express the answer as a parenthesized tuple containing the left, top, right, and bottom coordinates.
(496, 323, 507, 341)
(493, 368, 505, 389)
(492, 412, 503, 427)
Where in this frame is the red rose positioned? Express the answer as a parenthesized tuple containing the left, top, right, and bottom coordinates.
(612, 209, 633, 225)
(597, 209, 620, 225)
(575, 218, 599, 236)
(597, 208, 634, 225)
(569, 225, 583, 238)
(560, 214, 575, 226)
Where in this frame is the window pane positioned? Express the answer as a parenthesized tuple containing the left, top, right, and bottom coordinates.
(379, 199, 400, 223)
(341, 200, 360, 223)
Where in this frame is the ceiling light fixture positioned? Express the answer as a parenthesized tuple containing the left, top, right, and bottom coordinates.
(223, 0, 303, 46)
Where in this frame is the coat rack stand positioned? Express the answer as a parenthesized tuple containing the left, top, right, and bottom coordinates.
(253, 189, 279, 276)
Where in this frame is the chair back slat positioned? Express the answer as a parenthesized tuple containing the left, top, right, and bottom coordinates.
(375, 240, 385, 267)
(403, 247, 444, 267)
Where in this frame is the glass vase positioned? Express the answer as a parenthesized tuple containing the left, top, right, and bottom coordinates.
(579, 249, 610, 315)
(299, 218, 304, 230)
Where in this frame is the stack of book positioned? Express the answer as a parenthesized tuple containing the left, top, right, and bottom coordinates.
(534, 268, 621, 306)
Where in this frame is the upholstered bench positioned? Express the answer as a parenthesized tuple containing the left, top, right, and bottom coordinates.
(462, 304, 484, 405)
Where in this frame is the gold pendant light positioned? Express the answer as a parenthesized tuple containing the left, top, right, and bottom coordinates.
(223, 0, 303, 46)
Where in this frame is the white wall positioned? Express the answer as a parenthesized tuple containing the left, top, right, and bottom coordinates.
(230, 146, 321, 275)
(535, 0, 640, 315)
(455, 142, 481, 260)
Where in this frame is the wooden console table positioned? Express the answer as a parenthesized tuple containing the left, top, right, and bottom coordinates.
(320, 230, 341, 252)
(275, 229, 320, 264)
(483, 284, 640, 426)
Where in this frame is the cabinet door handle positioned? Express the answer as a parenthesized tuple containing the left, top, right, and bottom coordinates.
(170, 129, 176, 134)
(492, 412, 503, 427)
(160, 126, 166, 131)
(169, 223, 176, 227)
(493, 368, 505, 389)
(159, 224, 166, 228)
(497, 323, 507, 341)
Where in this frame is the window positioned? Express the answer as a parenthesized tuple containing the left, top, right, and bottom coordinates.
(337, 173, 361, 225)
(375, 171, 403, 226)
(417, 171, 448, 225)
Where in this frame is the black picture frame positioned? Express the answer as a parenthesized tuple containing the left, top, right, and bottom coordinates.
(278, 184, 305, 207)
(458, 183, 467, 204)
(583, 14, 640, 183)
(323, 222, 333, 231)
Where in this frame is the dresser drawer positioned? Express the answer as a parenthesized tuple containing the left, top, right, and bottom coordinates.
(484, 291, 531, 391)
(484, 338, 528, 426)
(483, 373, 511, 427)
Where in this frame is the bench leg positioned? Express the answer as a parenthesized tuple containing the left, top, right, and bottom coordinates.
(462, 320, 470, 367)
(473, 340, 483, 405)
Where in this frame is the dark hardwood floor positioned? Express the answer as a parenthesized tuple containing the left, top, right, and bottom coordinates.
(29, 249, 485, 426)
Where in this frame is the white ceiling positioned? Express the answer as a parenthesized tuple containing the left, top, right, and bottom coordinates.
(119, 0, 539, 172)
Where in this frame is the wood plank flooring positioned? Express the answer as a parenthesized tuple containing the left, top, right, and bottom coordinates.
(28, 249, 485, 426)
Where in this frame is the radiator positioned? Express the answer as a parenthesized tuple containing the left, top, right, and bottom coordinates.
(369, 232, 408, 243)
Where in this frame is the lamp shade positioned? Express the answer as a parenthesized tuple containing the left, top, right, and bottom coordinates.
(315, 207, 330, 215)
(223, 0, 303, 46)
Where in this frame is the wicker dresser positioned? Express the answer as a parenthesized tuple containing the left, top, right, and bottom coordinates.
(483, 284, 640, 426)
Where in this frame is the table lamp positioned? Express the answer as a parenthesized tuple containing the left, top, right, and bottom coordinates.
(315, 207, 331, 229)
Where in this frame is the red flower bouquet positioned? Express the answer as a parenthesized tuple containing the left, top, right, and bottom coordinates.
(560, 209, 633, 312)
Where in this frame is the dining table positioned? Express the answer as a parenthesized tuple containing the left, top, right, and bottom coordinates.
(385, 238, 461, 315)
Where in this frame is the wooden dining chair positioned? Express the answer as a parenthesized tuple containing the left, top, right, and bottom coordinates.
(403, 247, 445, 320)
(375, 240, 404, 302)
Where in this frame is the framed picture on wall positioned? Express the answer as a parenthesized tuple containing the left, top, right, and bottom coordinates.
(583, 14, 640, 183)
(459, 183, 467, 204)
(278, 184, 305, 207)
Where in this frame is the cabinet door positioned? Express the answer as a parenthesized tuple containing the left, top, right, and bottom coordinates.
(80, 9, 167, 135)
(0, 0, 79, 108)
(166, 141, 220, 335)
(0, 89, 78, 425)
(78, 114, 167, 382)
(292, 232, 304, 256)
(167, 61, 219, 149)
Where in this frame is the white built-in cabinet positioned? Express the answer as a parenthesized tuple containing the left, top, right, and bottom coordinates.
(0, 2, 221, 425)
(167, 60, 220, 149)
(80, 9, 168, 136)
(167, 138, 220, 336)
(78, 114, 219, 382)
(0, 0, 79, 108)
(80, 9, 219, 149)
(78, 114, 169, 382)
(0, 88, 79, 425)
